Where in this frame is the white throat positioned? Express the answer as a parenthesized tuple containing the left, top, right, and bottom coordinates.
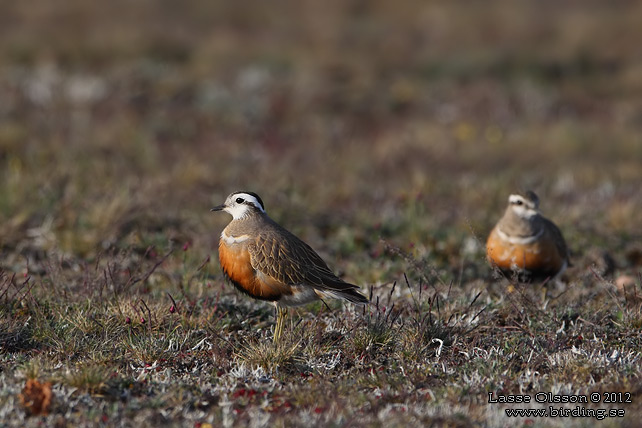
(511, 205, 538, 219)
(224, 204, 252, 220)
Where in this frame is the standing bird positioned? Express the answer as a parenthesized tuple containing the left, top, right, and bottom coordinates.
(211, 191, 369, 342)
(486, 191, 571, 282)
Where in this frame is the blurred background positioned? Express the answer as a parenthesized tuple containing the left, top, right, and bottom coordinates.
(1, 0, 641, 284)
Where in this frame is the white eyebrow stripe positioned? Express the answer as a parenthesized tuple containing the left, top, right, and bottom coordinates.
(496, 227, 543, 244)
(233, 193, 265, 212)
(508, 194, 525, 204)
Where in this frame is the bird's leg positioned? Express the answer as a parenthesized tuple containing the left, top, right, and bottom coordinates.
(273, 305, 288, 344)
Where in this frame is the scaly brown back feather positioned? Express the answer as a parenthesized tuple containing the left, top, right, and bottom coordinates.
(247, 217, 368, 303)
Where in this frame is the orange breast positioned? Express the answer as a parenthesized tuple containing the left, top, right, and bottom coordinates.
(219, 240, 291, 301)
(486, 227, 564, 277)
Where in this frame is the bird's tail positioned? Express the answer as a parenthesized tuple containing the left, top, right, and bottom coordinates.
(318, 285, 369, 305)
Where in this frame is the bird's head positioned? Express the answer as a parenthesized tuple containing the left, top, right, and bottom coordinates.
(507, 190, 540, 219)
(211, 191, 266, 220)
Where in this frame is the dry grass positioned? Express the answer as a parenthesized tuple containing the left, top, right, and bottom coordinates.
(1, 0, 642, 426)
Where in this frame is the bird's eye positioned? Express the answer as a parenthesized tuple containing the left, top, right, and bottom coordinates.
(514, 200, 523, 206)
(235, 197, 244, 204)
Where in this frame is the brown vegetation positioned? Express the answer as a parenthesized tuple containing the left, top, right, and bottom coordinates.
(1, 1, 641, 426)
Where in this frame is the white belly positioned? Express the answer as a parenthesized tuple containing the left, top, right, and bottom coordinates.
(278, 286, 319, 307)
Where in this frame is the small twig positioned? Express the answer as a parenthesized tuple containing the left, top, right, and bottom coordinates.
(167, 292, 179, 314)
(468, 291, 482, 309)
(0, 272, 16, 301)
(16, 276, 36, 304)
(196, 255, 211, 272)
(139, 299, 154, 331)
(131, 248, 173, 286)
(386, 281, 397, 307)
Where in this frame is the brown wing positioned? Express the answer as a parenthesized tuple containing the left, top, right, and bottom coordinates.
(542, 217, 571, 266)
(247, 220, 366, 300)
